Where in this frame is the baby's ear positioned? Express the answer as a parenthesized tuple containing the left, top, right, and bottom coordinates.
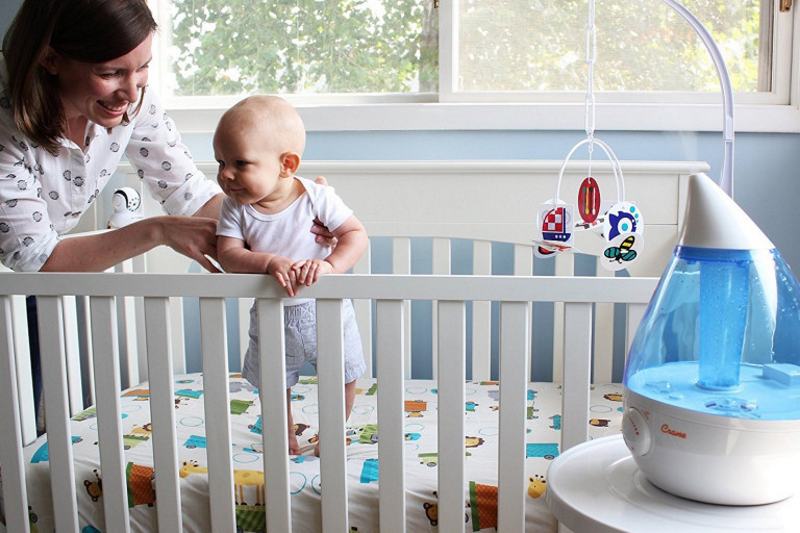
(279, 152, 301, 176)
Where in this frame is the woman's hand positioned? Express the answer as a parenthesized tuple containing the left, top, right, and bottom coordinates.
(157, 216, 220, 272)
(311, 176, 338, 248)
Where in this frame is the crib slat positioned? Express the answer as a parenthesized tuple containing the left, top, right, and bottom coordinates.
(472, 241, 492, 381)
(513, 245, 533, 276)
(626, 303, 648, 356)
(376, 300, 406, 532)
(353, 241, 372, 377)
(552, 257, 576, 382)
(437, 300, 466, 532)
(393, 238, 412, 378)
(498, 302, 530, 532)
(561, 303, 593, 450)
(257, 299, 292, 532)
(593, 264, 615, 383)
(37, 296, 79, 531)
(63, 295, 83, 414)
(431, 238, 451, 381)
(90, 296, 130, 532)
(200, 297, 237, 531)
(513, 245, 534, 379)
(0, 296, 30, 533)
(11, 295, 36, 445)
(316, 299, 349, 532)
(144, 297, 183, 531)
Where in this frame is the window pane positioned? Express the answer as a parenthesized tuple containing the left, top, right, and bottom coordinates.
(166, 0, 438, 97)
(458, 0, 770, 93)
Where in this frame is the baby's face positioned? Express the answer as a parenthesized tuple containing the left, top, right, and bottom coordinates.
(213, 121, 283, 206)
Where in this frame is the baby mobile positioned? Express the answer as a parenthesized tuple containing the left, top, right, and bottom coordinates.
(534, 0, 644, 272)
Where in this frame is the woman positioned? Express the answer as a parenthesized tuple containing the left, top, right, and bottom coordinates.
(2, 0, 330, 429)
(1, 0, 227, 273)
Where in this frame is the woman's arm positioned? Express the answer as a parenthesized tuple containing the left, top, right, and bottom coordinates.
(192, 192, 225, 220)
(324, 216, 368, 273)
(41, 215, 219, 272)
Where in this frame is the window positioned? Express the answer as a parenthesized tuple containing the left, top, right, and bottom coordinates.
(454, 1, 776, 99)
(150, 0, 799, 132)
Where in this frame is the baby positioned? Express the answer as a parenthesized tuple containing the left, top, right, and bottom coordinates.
(215, 95, 368, 455)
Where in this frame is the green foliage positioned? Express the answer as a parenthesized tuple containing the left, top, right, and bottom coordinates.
(168, 0, 438, 96)
(459, 0, 765, 92)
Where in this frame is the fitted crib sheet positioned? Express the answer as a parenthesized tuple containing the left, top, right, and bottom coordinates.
(6, 374, 626, 532)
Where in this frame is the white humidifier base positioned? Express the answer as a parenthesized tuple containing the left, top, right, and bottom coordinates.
(622, 388, 800, 505)
(546, 436, 800, 533)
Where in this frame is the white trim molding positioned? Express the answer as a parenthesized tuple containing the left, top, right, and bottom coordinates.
(166, 101, 800, 134)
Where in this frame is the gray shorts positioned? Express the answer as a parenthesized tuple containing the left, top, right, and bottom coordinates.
(242, 299, 366, 389)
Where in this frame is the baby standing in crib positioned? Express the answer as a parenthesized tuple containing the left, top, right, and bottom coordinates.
(215, 95, 368, 455)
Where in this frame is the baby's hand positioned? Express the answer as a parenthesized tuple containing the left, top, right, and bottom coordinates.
(292, 259, 333, 287)
(267, 255, 299, 296)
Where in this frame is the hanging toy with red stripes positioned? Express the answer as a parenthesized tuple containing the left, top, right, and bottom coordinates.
(533, 0, 644, 272)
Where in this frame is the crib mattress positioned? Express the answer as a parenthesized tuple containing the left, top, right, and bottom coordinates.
(9, 374, 626, 532)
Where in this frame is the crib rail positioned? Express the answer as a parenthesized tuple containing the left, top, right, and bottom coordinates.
(0, 273, 656, 533)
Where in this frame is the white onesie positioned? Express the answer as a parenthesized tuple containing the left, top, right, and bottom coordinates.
(216, 176, 365, 388)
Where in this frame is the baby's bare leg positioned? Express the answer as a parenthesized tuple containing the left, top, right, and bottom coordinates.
(315, 380, 358, 457)
(344, 379, 357, 420)
(286, 389, 301, 455)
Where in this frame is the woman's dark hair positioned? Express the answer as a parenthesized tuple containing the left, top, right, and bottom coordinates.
(2, 0, 158, 154)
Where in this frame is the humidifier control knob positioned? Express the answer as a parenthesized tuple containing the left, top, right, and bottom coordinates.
(622, 407, 652, 457)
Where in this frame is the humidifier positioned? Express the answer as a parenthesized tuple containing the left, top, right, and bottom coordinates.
(621, 172, 800, 506)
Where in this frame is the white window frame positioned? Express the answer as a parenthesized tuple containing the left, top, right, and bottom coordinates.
(150, 0, 800, 134)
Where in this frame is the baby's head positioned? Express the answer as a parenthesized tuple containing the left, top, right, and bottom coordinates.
(213, 95, 306, 205)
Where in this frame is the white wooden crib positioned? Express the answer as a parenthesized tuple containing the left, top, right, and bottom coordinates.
(0, 160, 707, 532)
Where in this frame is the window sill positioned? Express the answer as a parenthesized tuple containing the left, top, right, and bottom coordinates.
(167, 101, 800, 134)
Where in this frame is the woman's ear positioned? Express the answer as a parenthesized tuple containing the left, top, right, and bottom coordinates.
(279, 152, 301, 176)
(39, 47, 60, 76)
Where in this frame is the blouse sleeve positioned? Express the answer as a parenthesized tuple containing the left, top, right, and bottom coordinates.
(125, 90, 221, 217)
(0, 131, 59, 272)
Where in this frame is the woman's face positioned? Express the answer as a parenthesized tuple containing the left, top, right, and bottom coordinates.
(52, 33, 153, 128)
